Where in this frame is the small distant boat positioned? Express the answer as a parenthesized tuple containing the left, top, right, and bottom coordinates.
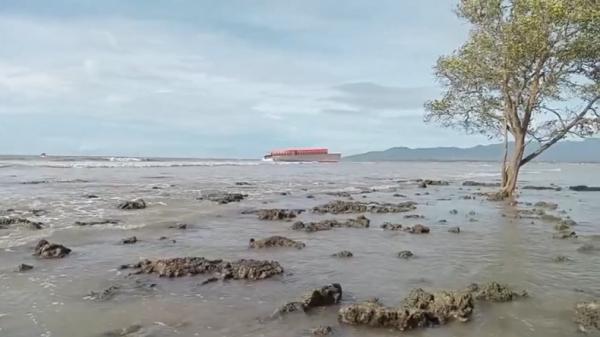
(39, 153, 47, 158)
(263, 147, 341, 162)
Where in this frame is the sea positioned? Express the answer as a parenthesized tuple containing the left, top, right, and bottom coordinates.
(1, 155, 599, 337)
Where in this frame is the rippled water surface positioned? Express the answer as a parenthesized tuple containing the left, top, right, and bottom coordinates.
(1, 158, 599, 337)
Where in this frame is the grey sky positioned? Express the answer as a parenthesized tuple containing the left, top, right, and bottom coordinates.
(0, 0, 493, 158)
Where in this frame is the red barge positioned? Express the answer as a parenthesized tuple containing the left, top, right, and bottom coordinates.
(263, 147, 341, 162)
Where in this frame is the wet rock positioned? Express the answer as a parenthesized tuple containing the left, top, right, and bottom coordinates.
(75, 219, 119, 226)
(84, 194, 99, 199)
(235, 181, 252, 186)
(275, 284, 342, 315)
(121, 236, 138, 244)
(306, 195, 315, 199)
(381, 222, 403, 230)
(397, 250, 414, 259)
(404, 214, 425, 219)
(449, 209, 458, 215)
(577, 244, 600, 253)
(326, 191, 353, 198)
(293, 216, 370, 232)
(438, 219, 448, 223)
(123, 257, 283, 280)
(467, 210, 476, 216)
(249, 236, 305, 249)
(448, 226, 460, 233)
(403, 224, 430, 234)
(418, 181, 427, 188)
(534, 201, 559, 210)
(15, 263, 33, 272)
(0, 216, 43, 230)
(332, 250, 353, 258)
(553, 231, 577, 239)
(168, 223, 188, 230)
(462, 181, 500, 187)
(87, 286, 120, 301)
(198, 192, 247, 204)
(553, 255, 572, 263)
(200, 277, 219, 285)
(312, 200, 416, 214)
(118, 199, 146, 210)
(575, 301, 600, 333)
(570, 185, 600, 192)
(419, 179, 450, 186)
(34, 240, 71, 258)
(467, 282, 528, 302)
(256, 209, 302, 221)
(522, 185, 562, 191)
(311, 326, 333, 336)
(102, 324, 143, 336)
(338, 288, 473, 331)
(393, 193, 406, 197)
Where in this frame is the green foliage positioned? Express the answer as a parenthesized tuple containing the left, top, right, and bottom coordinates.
(425, 0, 600, 142)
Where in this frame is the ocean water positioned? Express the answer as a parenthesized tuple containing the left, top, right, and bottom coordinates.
(1, 156, 599, 337)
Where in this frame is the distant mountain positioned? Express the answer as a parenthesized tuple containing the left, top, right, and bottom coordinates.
(344, 138, 600, 162)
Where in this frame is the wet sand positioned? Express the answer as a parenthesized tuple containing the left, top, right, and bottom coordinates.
(1, 160, 599, 336)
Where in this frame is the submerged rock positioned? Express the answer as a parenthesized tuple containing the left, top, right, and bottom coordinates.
(522, 185, 562, 191)
(75, 219, 119, 226)
(332, 250, 353, 258)
(462, 181, 500, 187)
(448, 226, 460, 233)
(275, 284, 342, 315)
(249, 236, 305, 249)
(198, 192, 247, 204)
(397, 250, 414, 259)
(467, 282, 528, 302)
(292, 216, 370, 232)
(118, 199, 146, 210)
(404, 214, 425, 219)
(575, 301, 600, 333)
(0, 216, 43, 230)
(168, 223, 188, 230)
(123, 257, 283, 280)
(553, 255, 572, 263)
(570, 185, 600, 192)
(338, 288, 473, 331)
(381, 222, 403, 230)
(34, 239, 71, 259)
(403, 224, 430, 234)
(256, 209, 302, 220)
(312, 200, 416, 214)
(15, 263, 34, 272)
(121, 236, 138, 244)
(534, 201, 559, 210)
(553, 231, 577, 239)
(577, 244, 600, 253)
(311, 326, 333, 336)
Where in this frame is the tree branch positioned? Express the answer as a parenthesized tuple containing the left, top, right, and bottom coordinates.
(520, 95, 600, 166)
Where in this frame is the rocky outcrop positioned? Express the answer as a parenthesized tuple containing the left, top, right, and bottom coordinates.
(256, 209, 302, 220)
(416, 179, 450, 187)
(523, 185, 562, 191)
(0, 216, 43, 229)
(292, 216, 370, 232)
(332, 250, 353, 258)
(570, 185, 600, 192)
(122, 257, 283, 280)
(467, 282, 528, 302)
(118, 199, 146, 210)
(338, 288, 473, 332)
(313, 200, 416, 214)
(403, 224, 430, 234)
(534, 201, 559, 210)
(34, 240, 71, 258)
(275, 284, 342, 315)
(404, 214, 425, 219)
(249, 236, 305, 249)
(198, 192, 247, 204)
(575, 301, 599, 333)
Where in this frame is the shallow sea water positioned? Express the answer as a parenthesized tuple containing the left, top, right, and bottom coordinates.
(0, 158, 599, 337)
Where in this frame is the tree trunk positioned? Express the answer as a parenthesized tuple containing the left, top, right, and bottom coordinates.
(500, 133, 526, 197)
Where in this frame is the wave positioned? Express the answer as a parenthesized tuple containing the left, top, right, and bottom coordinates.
(0, 160, 270, 169)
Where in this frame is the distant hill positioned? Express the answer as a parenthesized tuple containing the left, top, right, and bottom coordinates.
(344, 138, 600, 162)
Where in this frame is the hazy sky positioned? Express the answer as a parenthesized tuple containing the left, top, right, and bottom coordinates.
(0, 0, 493, 158)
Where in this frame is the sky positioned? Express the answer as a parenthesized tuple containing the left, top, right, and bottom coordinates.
(0, 0, 494, 158)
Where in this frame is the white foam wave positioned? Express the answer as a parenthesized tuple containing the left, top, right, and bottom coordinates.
(0, 160, 265, 169)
